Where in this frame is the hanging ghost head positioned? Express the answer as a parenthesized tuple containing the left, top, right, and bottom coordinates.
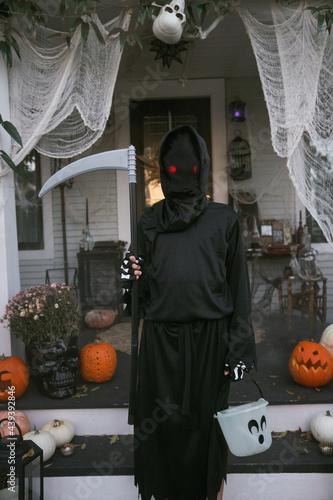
(153, 0, 186, 45)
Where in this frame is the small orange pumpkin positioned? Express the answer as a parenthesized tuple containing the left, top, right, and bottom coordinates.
(0, 355, 29, 401)
(84, 309, 116, 329)
(80, 340, 117, 383)
(289, 340, 333, 387)
(0, 410, 31, 437)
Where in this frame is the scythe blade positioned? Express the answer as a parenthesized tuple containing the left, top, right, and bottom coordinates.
(38, 148, 131, 197)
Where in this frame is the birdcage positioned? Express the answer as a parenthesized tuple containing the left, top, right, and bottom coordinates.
(228, 134, 252, 180)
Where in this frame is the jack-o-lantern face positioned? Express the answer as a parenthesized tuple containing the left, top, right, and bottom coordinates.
(0, 356, 29, 401)
(289, 340, 333, 387)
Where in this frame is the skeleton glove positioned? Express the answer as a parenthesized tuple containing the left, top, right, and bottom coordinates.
(120, 251, 144, 289)
(224, 361, 247, 382)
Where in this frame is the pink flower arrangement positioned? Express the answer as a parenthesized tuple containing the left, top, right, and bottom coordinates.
(1, 283, 80, 344)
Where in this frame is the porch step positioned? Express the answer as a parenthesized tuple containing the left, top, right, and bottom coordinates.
(41, 432, 333, 500)
(43, 473, 333, 500)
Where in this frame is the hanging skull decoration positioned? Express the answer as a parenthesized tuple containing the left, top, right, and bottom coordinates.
(153, 0, 186, 45)
(25, 337, 79, 399)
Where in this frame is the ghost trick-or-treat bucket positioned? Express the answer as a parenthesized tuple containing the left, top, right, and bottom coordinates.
(215, 378, 272, 457)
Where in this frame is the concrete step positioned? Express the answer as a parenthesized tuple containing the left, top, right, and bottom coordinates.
(24, 402, 333, 436)
(43, 473, 333, 500)
(41, 433, 332, 500)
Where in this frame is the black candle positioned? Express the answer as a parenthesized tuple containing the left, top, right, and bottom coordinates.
(86, 198, 89, 226)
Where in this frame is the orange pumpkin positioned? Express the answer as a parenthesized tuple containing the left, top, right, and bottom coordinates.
(80, 340, 117, 383)
(84, 309, 116, 329)
(0, 410, 31, 437)
(289, 340, 333, 387)
(0, 355, 29, 401)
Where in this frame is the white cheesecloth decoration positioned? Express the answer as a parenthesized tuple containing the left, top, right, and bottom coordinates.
(8, 11, 130, 165)
(236, 1, 333, 244)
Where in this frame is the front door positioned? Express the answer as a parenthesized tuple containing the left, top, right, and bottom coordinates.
(130, 98, 212, 216)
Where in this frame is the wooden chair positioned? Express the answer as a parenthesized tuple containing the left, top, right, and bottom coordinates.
(277, 276, 327, 329)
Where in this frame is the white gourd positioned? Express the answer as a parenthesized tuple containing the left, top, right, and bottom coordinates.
(320, 325, 333, 358)
(310, 410, 333, 443)
(41, 419, 75, 447)
(23, 429, 56, 462)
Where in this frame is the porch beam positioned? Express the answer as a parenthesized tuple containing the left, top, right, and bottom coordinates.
(0, 55, 21, 355)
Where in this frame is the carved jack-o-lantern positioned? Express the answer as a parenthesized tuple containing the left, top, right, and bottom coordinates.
(289, 340, 333, 387)
(153, 0, 186, 45)
(0, 355, 29, 401)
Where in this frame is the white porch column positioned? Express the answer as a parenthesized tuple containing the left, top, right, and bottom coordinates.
(0, 55, 21, 355)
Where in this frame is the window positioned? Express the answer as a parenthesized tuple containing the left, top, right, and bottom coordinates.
(306, 209, 327, 243)
(15, 151, 44, 250)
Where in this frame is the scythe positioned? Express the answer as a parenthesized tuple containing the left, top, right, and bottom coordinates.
(39, 146, 139, 425)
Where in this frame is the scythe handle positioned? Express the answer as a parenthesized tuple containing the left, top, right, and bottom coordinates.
(128, 146, 139, 426)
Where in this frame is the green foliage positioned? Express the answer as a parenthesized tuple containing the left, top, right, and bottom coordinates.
(0, 114, 22, 172)
(305, 5, 333, 34)
(276, 1, 333, 33)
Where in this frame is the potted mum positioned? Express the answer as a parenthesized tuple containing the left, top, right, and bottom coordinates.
(1, 283, 81, 399)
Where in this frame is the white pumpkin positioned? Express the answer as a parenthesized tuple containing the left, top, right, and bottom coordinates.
(310, 410, 333, 443)
(23, 429, 56, 462)
(320, 324, 333, 358)
(41, 418, 75, 447)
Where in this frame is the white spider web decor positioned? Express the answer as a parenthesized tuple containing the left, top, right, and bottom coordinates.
(237, 1, 333, 244)
(8, 12, 130, 165)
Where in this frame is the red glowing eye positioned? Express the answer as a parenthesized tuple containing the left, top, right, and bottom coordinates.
(168, 165, 176, 174)
(193, 165, 197, 173)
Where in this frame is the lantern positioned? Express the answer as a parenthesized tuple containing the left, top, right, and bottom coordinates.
(0, 419, 43, 500)
(229, 97, 246, 122)
(228, 134, 252, 180)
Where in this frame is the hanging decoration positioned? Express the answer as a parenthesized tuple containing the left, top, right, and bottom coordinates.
(8, 12, 131, 163)
(150, 39, 189, 67)
(228, 132, 252, 181)
(152, 0, 186, 45)
(236, 3, 333, 244)
(229, 96, 246, 122)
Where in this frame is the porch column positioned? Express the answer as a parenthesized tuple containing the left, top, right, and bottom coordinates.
(0, 55, 21, 355)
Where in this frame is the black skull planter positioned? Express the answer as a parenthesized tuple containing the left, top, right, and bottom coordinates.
(25, 336, 79, 398)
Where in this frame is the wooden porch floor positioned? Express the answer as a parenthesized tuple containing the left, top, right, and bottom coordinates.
(12, 310, 332, 412)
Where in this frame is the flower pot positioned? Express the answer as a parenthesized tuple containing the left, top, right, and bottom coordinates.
(25, 336, 79, 399)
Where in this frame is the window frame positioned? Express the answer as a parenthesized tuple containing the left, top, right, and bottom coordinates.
(18, 155, 54, 260)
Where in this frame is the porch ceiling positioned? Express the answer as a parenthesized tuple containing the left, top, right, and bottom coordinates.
(38, 1, 259, 80)
(117, 8, 259, 81)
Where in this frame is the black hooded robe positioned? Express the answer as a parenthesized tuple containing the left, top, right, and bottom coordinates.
(131, 126, 256, 500)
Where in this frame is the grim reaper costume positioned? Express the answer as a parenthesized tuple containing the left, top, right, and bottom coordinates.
(122, 125, 256, 500)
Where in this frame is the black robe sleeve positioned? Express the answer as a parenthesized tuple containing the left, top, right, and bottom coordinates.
(225, 216, 257, 372)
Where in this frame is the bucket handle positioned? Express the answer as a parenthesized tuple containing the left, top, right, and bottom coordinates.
(217, 374, 265, 413)
(246, 375, 265, 400)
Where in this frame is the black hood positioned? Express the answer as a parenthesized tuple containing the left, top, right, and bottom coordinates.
(153, 125, 210, 233)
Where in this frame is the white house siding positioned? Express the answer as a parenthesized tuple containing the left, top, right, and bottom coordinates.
(18, 168, 120, 289)
(225, 76, 296, 225)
